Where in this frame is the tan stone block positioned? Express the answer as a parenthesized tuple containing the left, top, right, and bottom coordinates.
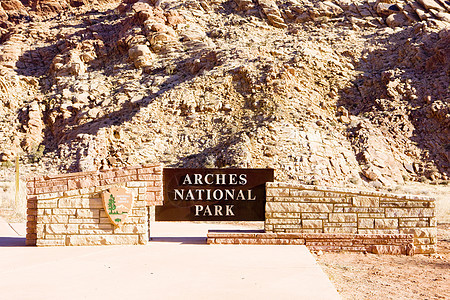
(358, 218, 374, 229)
(59, 198, 88, 208)
(46, 224, 79, 234)
(400, 228, 437, 238)
(266, 202, 333, 213)
(352, 196, 379, 207)
(385, 208, 434, 218)
(79, 228, 114, 234)
(357, 229, 399, 235)
(274, 224, 301, 229)
(264, 224, 274, 232)
(67, 235, 140, 246)
(52, 208, 76, 215)
(37, 215, 69, 224)
(46, 234, 66, 240)
(124, 216, 147, 224)
(414, 244, 436, 254)
(266, 219, 302, 225)
(398, 218, 429, 227)
(79, 224, 113, 230)
(76, 209, 100, 218)
(114, 224, 146, 234)
(324, 227, 357, 234)
(138, 194, 147, 201)
(138, 187, 147, 194)
(301, 213, 328, 219)
(88, 198, 104, 208)
(357, 213, 385, 218)
(130, 209, 146, 217)
(99, 217, 112, 223)
(413, 238, 432, 245)
(374, 219, 399, 229)
(36, 192, 64, 200)
(329, 213, 357, 223)
(36, 239, 65, 247)
(126, 181, 146, 188)
(68, 218, 98, 224)
(63, 189, 81, 197)
(272, 213, 302, 218)
(139, 233, 148, 245)
(266, 188, 290, 197)
(289, 190, 325, 197)
(302, 219, 322, 229)
(371, 245, 405, 255)
(429, 218, 437, 227)
(36, 199, 58, 209)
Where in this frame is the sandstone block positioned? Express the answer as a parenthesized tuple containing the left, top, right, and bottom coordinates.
(126, 181, 146, 188)
(358, 218, 374, 229)
(358, 229, 399, 235)
(46, 224, 79, 234)
(399, 218, 428, 227)
(58, 198, 88, 208)
(88, 198, 104, 208)
(385, 208, 434, 218)
(266, 188, 289, 197)
(400, 228, 437, 238)
(374, 219, 399, 229)
(36, 239, 65, 247)
(52, 208, 76, 215)
(114, 224, 146, 234)
(37, 215, 69, 224)
(266, 202, 333, 213)
(371, 245, 405, 255)
(302, 219, 323, 229)
(412, 244, 436, 254)
(301, 213, 328, 219)
(266, 219, 301, 225)
(329, 213, 357, 223)
(36, 199, 58, 209)
(352, 196, 379, 207)
(272, 212, 302, 218)
(68, 218, 98, 224)
(323, 227, 357, 234)
(76, 209, 100, 218)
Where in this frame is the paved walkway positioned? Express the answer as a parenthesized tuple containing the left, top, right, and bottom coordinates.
(0, 217, 341, 300)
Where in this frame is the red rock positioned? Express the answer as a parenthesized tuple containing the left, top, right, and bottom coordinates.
(166, 10, 184, 25)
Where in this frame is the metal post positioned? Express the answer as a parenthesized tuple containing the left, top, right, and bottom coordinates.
(15, 156, 19, 208)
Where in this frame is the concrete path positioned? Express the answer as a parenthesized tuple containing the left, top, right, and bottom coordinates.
(0, 218, 341, 300)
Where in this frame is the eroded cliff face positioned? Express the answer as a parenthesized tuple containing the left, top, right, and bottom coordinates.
(0, 0, 448, 188)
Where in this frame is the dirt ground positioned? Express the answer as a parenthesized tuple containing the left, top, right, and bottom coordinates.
(315, 224, 450, 300)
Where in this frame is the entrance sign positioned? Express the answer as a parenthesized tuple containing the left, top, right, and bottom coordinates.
(156, 168, 274, 221)
(101, 187, 134, 226)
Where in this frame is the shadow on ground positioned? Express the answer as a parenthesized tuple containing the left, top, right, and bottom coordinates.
(150, 237, 206, 244)
(0, 237, 26, 247)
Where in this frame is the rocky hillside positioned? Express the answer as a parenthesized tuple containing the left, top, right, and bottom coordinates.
(0, 0, 448, 188)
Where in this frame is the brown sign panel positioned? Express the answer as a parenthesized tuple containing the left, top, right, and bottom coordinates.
(156, 168, 274, 221)
(101, 187, 134, 227)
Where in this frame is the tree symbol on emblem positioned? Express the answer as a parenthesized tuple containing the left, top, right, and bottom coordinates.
(108, 194, 118, 214)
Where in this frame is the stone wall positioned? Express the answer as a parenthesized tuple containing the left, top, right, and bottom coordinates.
(265, 182, 436, 254)
(26, 165, 163, 246)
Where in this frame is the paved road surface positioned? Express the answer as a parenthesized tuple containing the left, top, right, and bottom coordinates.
(0, 218, 341, 299)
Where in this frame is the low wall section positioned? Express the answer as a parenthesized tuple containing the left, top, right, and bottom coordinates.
(264, 182, 436, 254)
(26, 165, 163, 246)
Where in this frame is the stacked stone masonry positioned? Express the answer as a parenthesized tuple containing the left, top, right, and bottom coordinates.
(265, 182, 436, 254)
(207, 232, 415, 255)
(26, 165, 163, 246)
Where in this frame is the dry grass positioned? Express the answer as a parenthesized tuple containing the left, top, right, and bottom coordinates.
(0, 175, 27, 222)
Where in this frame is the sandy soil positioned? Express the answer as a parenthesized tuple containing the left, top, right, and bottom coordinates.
(316, 224, 450, 300)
